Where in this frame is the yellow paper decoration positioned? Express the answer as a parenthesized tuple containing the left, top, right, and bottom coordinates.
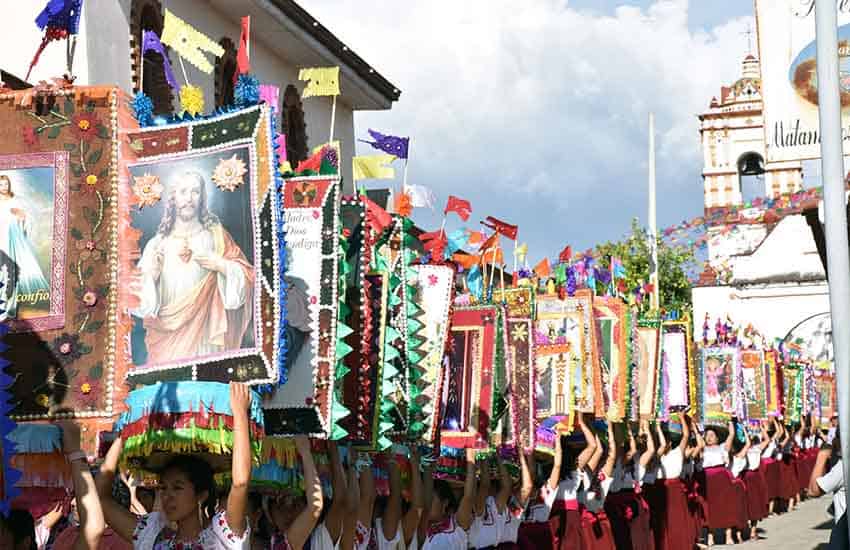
(514, 242, 528, 261)
(352, 154, 396, 181)
(179, 84, 205, 116)
(161, 9, 225, 74)
(298, 66, 340, 98)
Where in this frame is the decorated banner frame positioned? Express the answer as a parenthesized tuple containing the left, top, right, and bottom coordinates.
(657, 318, 693, 420)
(593, 296, 628, 422)
(740, 349, 766, 420)
(0, 152, 70, 333)
(764, 350, 781, 416)
(635, 319, 661, 420)
(701, 346, 740, 424)
(439, 305, 498, 449)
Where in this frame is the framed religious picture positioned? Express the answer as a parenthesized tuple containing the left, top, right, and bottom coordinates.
(739, 350, 766, 420)
(0, 152, 69, 333)
(763, 350, 781, 416)
(701, 347, 739, 424)
(439, 305, 499, 449)
(658, 320, 692, 420)
(815, 373, 836, 424)
(635, 319, 661, 420)
(493, 286, 536, 450)
(121, 104, 283, 392)
(593, 296, 628, 421)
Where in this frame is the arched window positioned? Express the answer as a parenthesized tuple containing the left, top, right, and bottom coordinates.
(130, 0, 173, 116)
(214, 37, 237, 108)
(738, 151, 765, 205)
(282, 85, 308, 165)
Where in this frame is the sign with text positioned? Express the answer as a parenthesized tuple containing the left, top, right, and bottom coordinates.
(756, 0, 850, 161)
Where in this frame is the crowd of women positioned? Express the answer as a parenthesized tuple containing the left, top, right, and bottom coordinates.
(0, 383, 839, 550)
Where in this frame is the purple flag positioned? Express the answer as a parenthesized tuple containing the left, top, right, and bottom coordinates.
(361, 129, 409, 159)
(141, 30, 179, 91)
(36, 0, 83, 34)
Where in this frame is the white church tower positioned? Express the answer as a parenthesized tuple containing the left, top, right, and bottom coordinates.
(698, 55, 803, 209)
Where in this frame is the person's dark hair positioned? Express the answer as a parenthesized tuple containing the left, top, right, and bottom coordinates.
(559, 436, 580, 480)
(433, 480, 458, 513)
(5, 509, 36, 550)
(161, 454, 217, 519)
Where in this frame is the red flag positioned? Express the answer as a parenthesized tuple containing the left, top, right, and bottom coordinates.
(363, 197, 393, 234)
(482, 216, 518, 241)
(444, 195, 472, 221)
(558, 245, 572, 264)
(534, 258, 551, 278)
(419, 230, 448, 260)
(477, 232, 499, 255)
(235, 16, 251, 83)
(295, 147, 324, 173)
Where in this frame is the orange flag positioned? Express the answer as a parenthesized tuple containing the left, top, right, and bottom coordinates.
(467, 230, 485, 246)
(534, 258, 551, 278)
(453, 253, 479, 269)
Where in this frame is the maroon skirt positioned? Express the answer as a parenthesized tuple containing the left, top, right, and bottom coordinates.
(779, 457, 799, 500)
(551, 502, 583, 550)
(652, 479, 694, 550)
(684, 476, 707, 542)
(743, 469, 769, 521)
(703, 466, 748, 530)
(578, 508, 616, 550)
(605, 491, 654, 550)
(518, 518, 559, 550)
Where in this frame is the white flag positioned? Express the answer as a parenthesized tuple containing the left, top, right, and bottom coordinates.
(403, 183, 435, 209)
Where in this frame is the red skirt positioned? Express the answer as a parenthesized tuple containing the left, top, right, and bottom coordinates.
(779, 457, 799, 500)
(552, 504, 583, 550)
(518, 519, 559, 550)
(684, 476, 707, 542)
(651, 479, 694, 550)
(743, 469, 769, 521)
(762, 459, 780, 501)
(578, 508, 616, 550)
(703, 466, 748, 530)
(605, 491, 654, 550)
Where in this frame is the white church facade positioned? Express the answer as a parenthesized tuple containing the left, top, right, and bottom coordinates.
(691, 55, 832, 358)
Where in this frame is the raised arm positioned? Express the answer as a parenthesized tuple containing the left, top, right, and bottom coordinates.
(475, 459, 491, 518)
(625, 427, 637, 464)
(402, 448, 424, 546)
(325, 442, 347, 543)
(456, 448, 477, 531)
(226, 382, 252, 537)
(95, 437, 138, 542)
(576, 413, 597, 470)
(548, 435, 563, 490)
(758, 421, 771, 451)
(59, 421, 104, 550)
(496, 458, 513, 513)
(357, 452, 376, 533)
(736, 432, 751, 459)
(587, 434, 604, 473)
(382, 451, 403, 541)
(676, 414, 691, 455)
(418, 462, 434, 547)
(724, 421, 735, 453)
(287, 436, 323, 550)
(341, 453, 361, 550)
(655, 422, 667, 458)
(518, 451, 534, 507)
(602, 423, 617, 479)
(639, 420, 655, 468)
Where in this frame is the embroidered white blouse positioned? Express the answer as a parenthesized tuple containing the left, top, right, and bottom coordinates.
(132, 511, 250, 550)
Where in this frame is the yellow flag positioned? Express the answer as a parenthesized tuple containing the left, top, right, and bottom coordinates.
(514, 242, 528, 261)
(161, 9, 224, 74)
(298, 67, 340, 98)
(353, 154, 396, 181)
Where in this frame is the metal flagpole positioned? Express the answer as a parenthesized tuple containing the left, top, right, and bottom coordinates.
(814, 0, 850, 537)
(648, 112, 660, 311)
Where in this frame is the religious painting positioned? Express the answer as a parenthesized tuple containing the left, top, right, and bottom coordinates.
(764, 350, 781, 416)
(494, 287, 536, 450)
(658, 321, 691, 420)
(127, 146, 256, 369)
(412, 264, 454, 443)
(701, 347, 738, 423)
(121, 104, 283, 392)
(740, 350, 766, 420)
(783, 366, 804, 423)
(815, 373, 836, 424)
(440, 306, 497, 449)
(594, 297, 628, 421)
(0, 152, 68, 333)
(635, 320, 661, 419)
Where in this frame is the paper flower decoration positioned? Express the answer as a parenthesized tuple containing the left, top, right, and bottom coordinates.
(71, 113, 101, 142)
(212, 154, 248, 192)
(132, 173, 163, 208)
(235, 74, 260, 106)
(132, 91, 155, 127)
(179, 84, 205, 116)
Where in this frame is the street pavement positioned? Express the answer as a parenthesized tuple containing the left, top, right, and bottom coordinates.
(712, 495, 834, 549)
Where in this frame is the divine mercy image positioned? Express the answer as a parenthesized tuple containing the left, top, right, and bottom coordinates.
(0, 166, 54, 322)
(128, 146, 256, 368)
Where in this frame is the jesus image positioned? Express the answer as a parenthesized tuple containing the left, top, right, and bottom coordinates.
(132, 171, 255, 365)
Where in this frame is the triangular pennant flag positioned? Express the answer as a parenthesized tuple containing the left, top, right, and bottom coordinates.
(235, 16, 251, 81)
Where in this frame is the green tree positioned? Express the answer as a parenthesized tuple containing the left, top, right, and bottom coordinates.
(594, 218, 696, 315)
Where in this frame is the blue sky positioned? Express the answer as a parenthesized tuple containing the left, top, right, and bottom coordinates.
(306, 0, 759, 261)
